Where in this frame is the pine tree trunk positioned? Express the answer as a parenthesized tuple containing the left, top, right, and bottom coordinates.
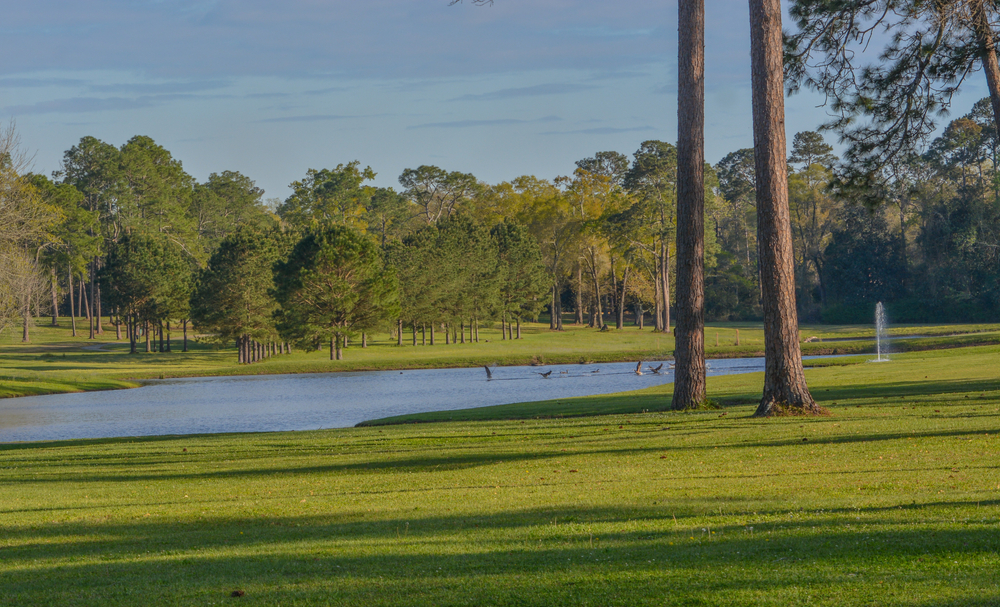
(50, 267, 59, 326)
(397, 319, 403, 346)
(445, 324, 450, 345)
(430, 323, 435, 345)
(362, 332, 368, 348)
(68, 264, 77, 337)
(674, 0, 708, 410)
(661, 239, 671, 331)
(95, 278, 103, 335)
(145, 321, 151, 353)
(460, 321, 466, 343)
(575, 265, 584, 324)
(115, 312, 122, 340)
(182, 319, 188, 352)
(516, 318, 521, 339)
(336, 334, 343, 360)
(165, 320, 171, 352)
(330, 335, 336, 360)
(749, 0, 820, 416)
(501, 314, 507, 340)
(82, 277, 93, 339)
(413, 321, 418, 346)
(653, 264, 664, 332)
(550, 284, 558, 329)
(158, 323, 164, 353)
(129, 315, 136, 354)
(588, 253, 604, 329)
(617, 264, 631, 330)
(971, 0, 1000, 137)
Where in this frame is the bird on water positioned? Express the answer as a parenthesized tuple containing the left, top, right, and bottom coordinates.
(635, 362, 643, 375)
(537, 370, 553, 378)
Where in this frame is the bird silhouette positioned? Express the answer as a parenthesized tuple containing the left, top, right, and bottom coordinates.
(635, 362, 643, 375)
(591, 369, 600, 373)
(648, 363, 664, 374)
(537, 371, 553, 378)
(484, 365, 493, 380)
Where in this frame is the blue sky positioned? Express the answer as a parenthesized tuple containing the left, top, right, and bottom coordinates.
(1, 0, 991, 201)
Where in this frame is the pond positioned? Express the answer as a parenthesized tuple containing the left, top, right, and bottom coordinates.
(0, 357, 829, 443)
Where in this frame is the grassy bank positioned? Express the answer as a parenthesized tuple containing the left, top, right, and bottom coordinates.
(3, 317, 1000, 399)
(2, 345, 999, 605)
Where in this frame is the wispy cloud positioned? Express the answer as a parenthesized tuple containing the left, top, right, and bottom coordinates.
(542, 126, 655, 135)
(408, 115, 561, 129)
(87, 80, 231, 94)
(4, 93, 207, 115)
(0, 77, 87, 88)
(258, 114, 356, 123)
(450, 84, 597, 102)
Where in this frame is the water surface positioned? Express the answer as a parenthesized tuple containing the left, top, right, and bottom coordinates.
(0, 357, 819, 443)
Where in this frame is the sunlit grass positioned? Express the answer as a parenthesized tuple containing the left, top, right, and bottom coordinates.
(3, 317, 999, 399)
(2, 345, 999, 605)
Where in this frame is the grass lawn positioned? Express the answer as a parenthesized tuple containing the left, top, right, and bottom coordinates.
(2, 344, 998, 605)
(3, 316, 1000, 398)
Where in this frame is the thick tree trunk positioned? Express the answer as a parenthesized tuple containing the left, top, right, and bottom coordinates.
(68, 265, 77, 337)
(674, 0, 708, 410)
(749, 0, 820, 416)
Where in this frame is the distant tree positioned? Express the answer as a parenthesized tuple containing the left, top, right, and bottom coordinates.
(575, 151, 629, 186)
(101, 234, 191, 354)
(399, 166, 481, 225)
(189, 171, 271, 253)
(623, 140, 678, 332)
(277, 162, 375, 229)
(273, 224, 399, 360)
(491, 220, 549, 335)
(364, 187, 412, 246)
(191, 227, 292, 362)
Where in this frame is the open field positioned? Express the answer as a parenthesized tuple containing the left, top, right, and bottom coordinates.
(2, 345, 999, 605)
(3, 317, 1000, 399)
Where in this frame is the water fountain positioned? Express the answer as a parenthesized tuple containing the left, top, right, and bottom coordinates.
(874, 301, 889, 362)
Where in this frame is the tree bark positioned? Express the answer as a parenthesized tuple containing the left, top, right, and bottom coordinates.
(330, 335, 336, 360)
(516, 317, 521, 339)
(165, 320, 171, 352)
(397, 319, 403, 346)
(971, 0, 1000, 139)
(413, 321, 418, 346)
(50, 267, 59, 326)
(129, 315, 136, 354)
(616, 263, 631, 330)
(88, 260, 96, 338)
(68, 264, 77, 337)
(588, 251, 604, 329)
(182, 319, 188, 352)
(95, 278, 103, 335)
(115, 312, 122, 341)
(575, 265, 584, 324)
(362, 332, 368, 348)
(674, 0, 708, 410)
(749, 0, 820, 416)
(460, 321, 466, 344)
(661, 239, 671, 331)
(144, 321, 151, 353)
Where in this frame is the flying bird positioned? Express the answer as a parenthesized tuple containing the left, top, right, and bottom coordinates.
(537, 371, 553, 378)
(591, 369, 600, 373)
(635, 362, 643, 375)
(648, 363, 664, 374)
(484, 365, 493, 380)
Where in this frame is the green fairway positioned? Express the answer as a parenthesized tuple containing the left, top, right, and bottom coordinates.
(2, 344, 999, 606)
(3, 317, 1000, 399)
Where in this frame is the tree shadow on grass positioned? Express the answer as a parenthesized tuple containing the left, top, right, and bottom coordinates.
(1, 504, 998, 606)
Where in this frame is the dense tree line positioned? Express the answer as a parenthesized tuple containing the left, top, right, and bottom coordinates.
(4, 103, 1000, 356)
